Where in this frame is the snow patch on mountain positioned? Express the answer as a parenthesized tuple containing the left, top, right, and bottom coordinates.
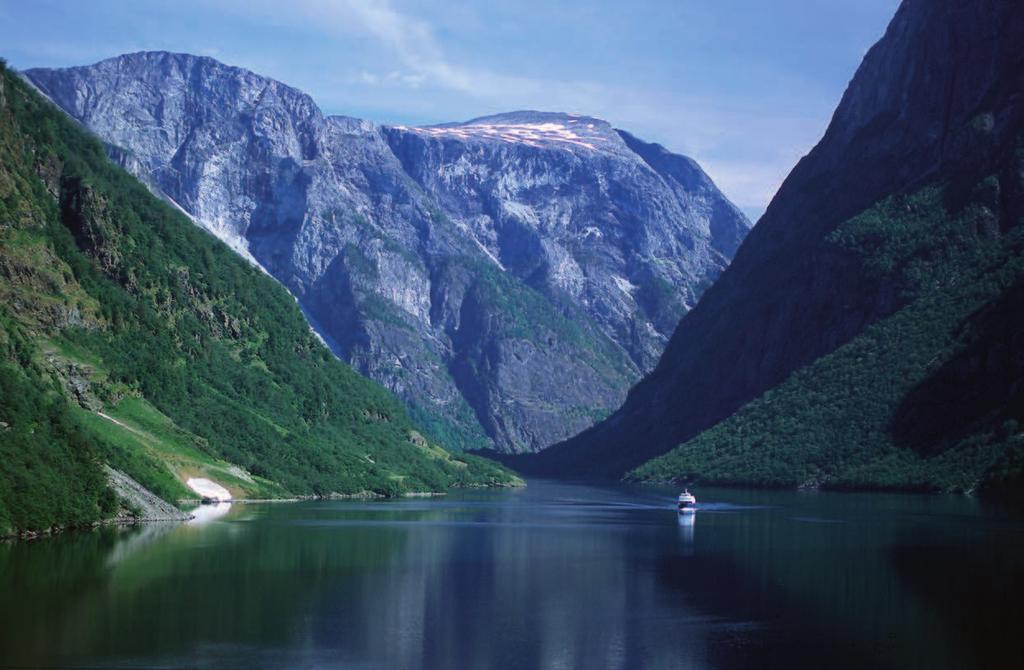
(393, 120, 609, 151)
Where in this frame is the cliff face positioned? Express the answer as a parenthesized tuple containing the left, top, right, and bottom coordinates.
(528, 0, 1024, 478)
(26, 54, 749, 452)
(384, 113, 747, 371)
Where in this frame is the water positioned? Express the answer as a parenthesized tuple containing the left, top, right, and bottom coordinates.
(1, 480, 1021, 669)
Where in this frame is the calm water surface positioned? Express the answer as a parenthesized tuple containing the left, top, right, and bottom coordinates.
(1, 480, 1022, 669)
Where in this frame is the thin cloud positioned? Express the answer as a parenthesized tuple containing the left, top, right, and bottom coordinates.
(342, 0, 473, 92)
(229, 0, 611, 108)
(229, 0, 831, 211)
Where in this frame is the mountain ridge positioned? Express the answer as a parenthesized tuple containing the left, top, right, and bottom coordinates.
(25, 51, 750, 453)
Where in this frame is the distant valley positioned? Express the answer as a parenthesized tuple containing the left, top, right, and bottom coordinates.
(1, 3, 1022, 668)
(2, 0, 1022, 541)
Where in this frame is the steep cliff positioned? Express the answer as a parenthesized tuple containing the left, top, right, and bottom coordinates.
(0, 64, 516, 534)
(527, 0, 1024, 488)
(25, 56, 749, 452)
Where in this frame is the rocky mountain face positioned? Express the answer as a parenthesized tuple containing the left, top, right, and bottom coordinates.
(25, 54, 749, 453)
(524, 0, 1024, 480)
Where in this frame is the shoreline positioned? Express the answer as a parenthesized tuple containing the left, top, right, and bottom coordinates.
(627, 477, 986, 497)
(2, 483, 527, 541)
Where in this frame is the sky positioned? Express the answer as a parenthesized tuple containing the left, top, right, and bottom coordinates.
(0, 0, 900, 221)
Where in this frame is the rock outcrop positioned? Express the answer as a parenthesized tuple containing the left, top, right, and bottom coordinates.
(105, 466, 191, 522)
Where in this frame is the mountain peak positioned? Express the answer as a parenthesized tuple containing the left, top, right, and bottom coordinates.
(27, 51, 319, 117)
(389, 110, 620, 152)
(60, 50, 241, 78)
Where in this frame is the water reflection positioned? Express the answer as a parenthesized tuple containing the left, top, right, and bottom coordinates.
(0, 482, 1021, 670)
(187, 501, 233, 525)
(104, 521, 180, 567)
(677, 511, 695, 551)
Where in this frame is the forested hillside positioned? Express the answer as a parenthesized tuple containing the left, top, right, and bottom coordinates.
(0, 62, 516, 535)
(524, 0, 1024, 494)
(630, 176, 1024, 492)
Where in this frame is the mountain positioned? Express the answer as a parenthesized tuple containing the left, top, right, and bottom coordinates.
(24, 54, 750, 453)
(523, 0, 1024, 492)
(0, 62, 517, 536)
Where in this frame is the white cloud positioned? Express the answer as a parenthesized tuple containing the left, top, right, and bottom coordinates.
(341, 1, 472, 91)
(229, 0, 605, 102)
(356, 69, 426, 88)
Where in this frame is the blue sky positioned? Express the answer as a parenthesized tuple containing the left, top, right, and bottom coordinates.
(0, 0, 899, 220)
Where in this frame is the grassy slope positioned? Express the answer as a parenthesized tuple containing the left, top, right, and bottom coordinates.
(629, 175, 1024, 493)
(0, 63, 518, 533)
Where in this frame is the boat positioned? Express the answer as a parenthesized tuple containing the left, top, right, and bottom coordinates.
(677, 489, 696, 513)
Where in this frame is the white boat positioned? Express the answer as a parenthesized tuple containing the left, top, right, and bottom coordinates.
(677, 489, 696, 513)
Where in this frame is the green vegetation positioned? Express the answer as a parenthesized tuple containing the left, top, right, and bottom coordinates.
(406, 392, 492, 453)
(464, 257, 636, 385)
(629, 175, 1024, 493)
(0, 63, 518, 534)
(0, 313, 118, 535)
(72, 395, 286, 502)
